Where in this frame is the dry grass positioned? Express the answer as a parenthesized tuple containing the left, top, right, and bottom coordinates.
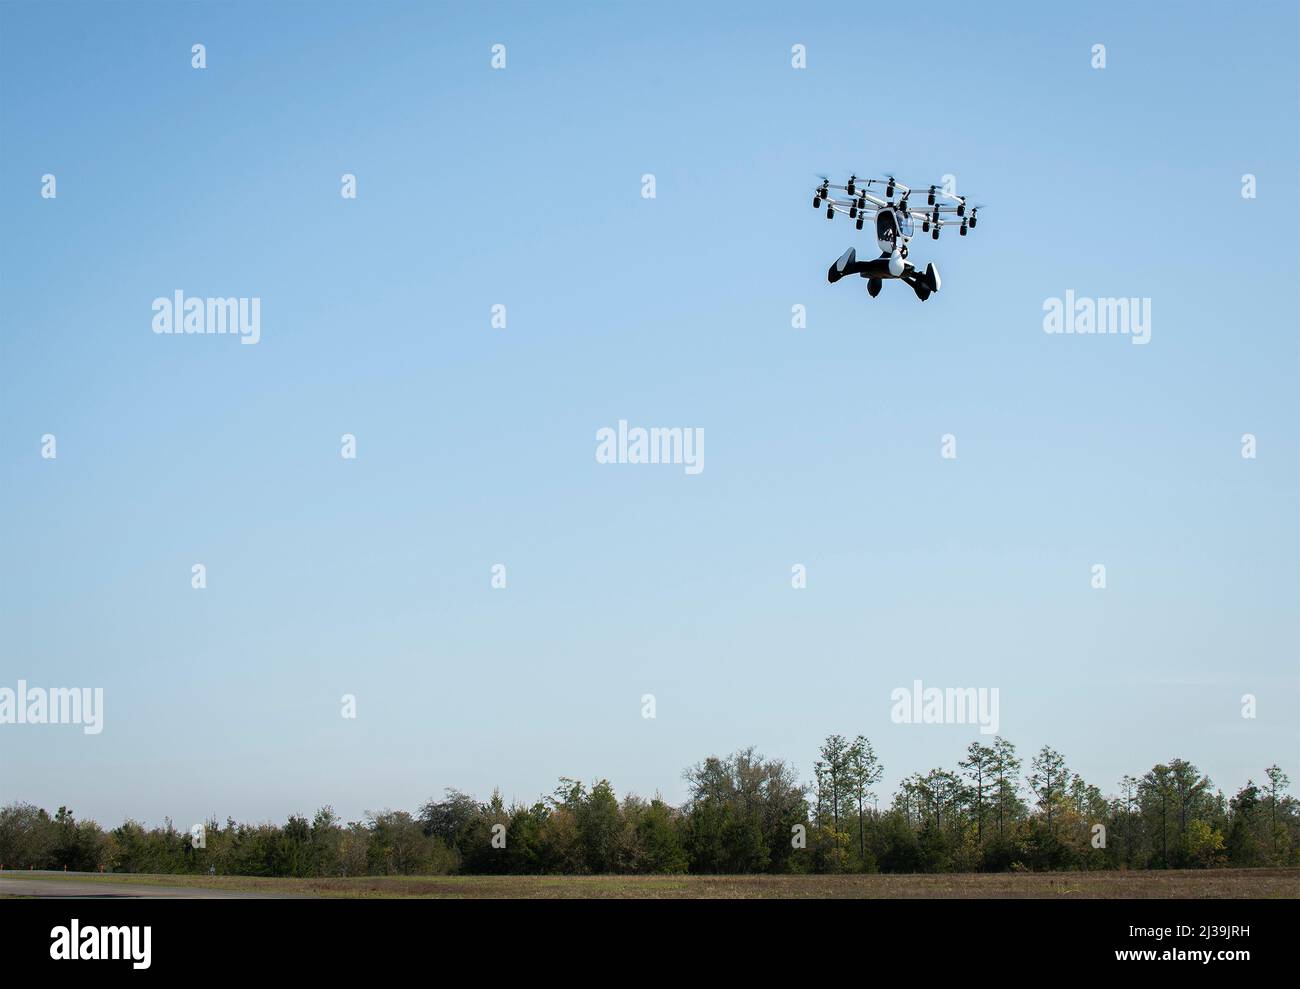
(10, 868, 1297, 898)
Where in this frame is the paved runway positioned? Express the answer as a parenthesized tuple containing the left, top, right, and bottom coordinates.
(0, 872, 271, 898)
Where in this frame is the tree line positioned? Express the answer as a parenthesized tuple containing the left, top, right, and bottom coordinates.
(1, 737, 1294, 877)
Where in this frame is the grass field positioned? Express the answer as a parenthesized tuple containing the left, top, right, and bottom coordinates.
(5, 868, 1297, 898)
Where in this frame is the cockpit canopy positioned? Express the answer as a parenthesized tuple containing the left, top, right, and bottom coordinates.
(876, 207, 912, 253)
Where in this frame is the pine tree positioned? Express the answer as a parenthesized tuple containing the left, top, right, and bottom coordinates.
(846, 736, 883, 867)
(959, 742, 995, 846)
(989, 736, 1022, 837)
(1028, 746, 1068, 829)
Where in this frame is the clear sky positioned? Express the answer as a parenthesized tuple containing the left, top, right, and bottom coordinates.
(1, 0, 1296, 828)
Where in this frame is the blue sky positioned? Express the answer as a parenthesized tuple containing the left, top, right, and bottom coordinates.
(1, 0, 1296, 827)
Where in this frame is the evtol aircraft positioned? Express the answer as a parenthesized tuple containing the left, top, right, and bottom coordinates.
(813, 174, 983, 300)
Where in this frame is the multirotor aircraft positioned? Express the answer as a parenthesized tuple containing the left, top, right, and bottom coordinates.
(813, 175, 983, 301)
